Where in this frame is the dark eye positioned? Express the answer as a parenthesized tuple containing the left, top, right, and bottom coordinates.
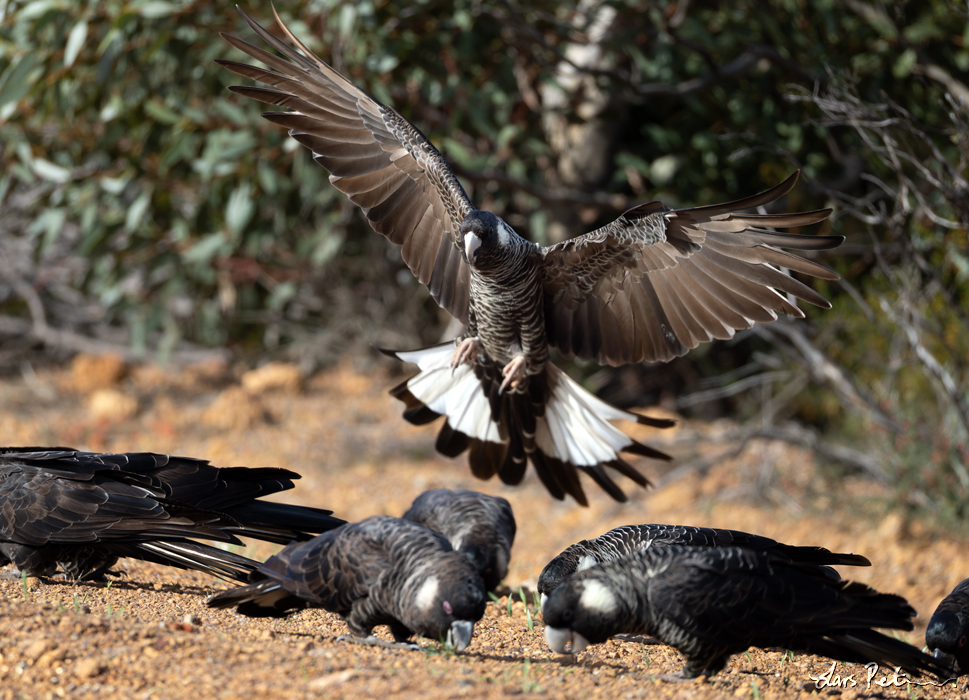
(959, 635, 967, 648)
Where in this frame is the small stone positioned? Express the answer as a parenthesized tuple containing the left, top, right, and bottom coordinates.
(70, 354, 126, 392)
(878, 512, 909, 540)
(23, 640, 50, 662)
(241, 362, 302, 395)
(88, 388, 138, 421)
(74, 658, 103, 679)
(202, 386, 266, 430)
(36, 648, 66, 668)
(307, 669, 356, 690)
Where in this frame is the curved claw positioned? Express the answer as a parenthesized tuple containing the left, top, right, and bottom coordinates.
(451, 338, 481, 370)
(498, 355, 526, 393)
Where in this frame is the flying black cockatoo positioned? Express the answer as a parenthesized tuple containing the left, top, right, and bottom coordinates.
(542, 545, 955, 680)
(926, 578, 969, 674)
(403, 488, 515, 592)
(218, 8, 842, 505)
(207, 516, 487, 651)
(0, 448, 344, 582)
(537, 523, 871, 610)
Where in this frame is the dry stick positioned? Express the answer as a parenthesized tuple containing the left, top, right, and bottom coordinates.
(784, 73, 969, 495)
(0, 314, 229, 366)
(756, 320, 899, 430)
(894, 300, 969, 450)
(675, 370, 795, 410)
(658, 422, 890, 489)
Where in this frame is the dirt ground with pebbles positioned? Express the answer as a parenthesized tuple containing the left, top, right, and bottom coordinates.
(1, 354, 968, 700)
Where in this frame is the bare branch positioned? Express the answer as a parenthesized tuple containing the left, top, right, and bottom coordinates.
(450, 163, 634, 212)
(657, 421, 890, 488)
(488, 1, 822, 101)
(887, 297, 969, 441)
(675, 370, 795, 409)
(0, 315, 230, 365)
(757, 320, 900, 430)
(913, 62, 969, 111)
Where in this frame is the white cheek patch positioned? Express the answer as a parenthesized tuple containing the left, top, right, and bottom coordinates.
(497, 219, 514, 247)
(579, 579, 618, 614)
(415, 575, 440, 612)
(496, 547, 508, 576)
(576, 554, 598, 572)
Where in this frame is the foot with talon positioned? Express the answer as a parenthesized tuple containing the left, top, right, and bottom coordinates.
(499, 355, 527, 393)
(451, 337, 482, 370)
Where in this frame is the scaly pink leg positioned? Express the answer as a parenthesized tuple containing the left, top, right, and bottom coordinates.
(499, 355, 527, 393)
(451, 337, 482, 369)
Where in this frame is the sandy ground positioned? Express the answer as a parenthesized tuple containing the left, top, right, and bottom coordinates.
(1, 354, 967, 699)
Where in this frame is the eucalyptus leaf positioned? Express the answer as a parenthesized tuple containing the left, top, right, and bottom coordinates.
(16, 0, 63, 21)
(183, 232, 230, 265)
(125, 190, 152, 232)
(0, 0, 966, 523)
(31, 158, 71, 183)
(225, 182, 255, 238)
(64, 18, 88, 68)
(145, 98, 181, 125)
(136, 1, 177, 19)
(0, 52, 42, 109)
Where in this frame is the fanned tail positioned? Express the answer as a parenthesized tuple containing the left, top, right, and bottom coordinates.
(383, 344, 674, 505)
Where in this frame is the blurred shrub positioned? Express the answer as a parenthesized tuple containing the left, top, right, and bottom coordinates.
(1, 0, 968, 511)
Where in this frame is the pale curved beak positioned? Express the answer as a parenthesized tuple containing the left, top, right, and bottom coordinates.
(545, 626, 589, 654)
(932, 648, 959, 674)
(446, 620, 475, 652)
(464, 232, 481, 263)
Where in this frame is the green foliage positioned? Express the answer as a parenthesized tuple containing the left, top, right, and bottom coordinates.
(0, 0, 950, 354)
(2, 0, 969, 510)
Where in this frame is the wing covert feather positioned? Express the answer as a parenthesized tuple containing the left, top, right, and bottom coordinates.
(219, 8, 475, 324)
(541, 172, 841, 365)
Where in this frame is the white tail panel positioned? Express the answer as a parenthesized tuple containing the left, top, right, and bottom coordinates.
(396, 344, 501, 444)
(535, 365, 640, 467)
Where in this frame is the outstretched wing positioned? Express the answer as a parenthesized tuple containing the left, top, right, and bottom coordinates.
(540, 172, 841, 365)
(218, 7, 475, 324)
